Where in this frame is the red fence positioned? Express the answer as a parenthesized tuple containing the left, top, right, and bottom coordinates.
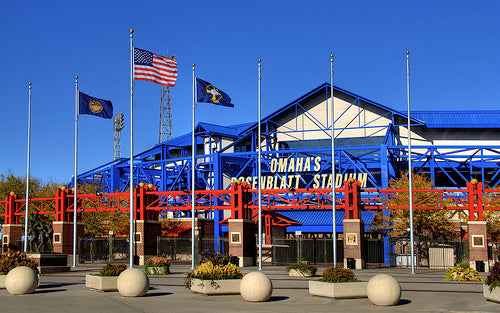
(2, 180, 500, 225)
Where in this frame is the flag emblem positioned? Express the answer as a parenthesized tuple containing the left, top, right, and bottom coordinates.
(196, 78, 234, 107)
(79, 91, 113, 119)
(89, 100, 104, 114)
(205, 84, 223, 104)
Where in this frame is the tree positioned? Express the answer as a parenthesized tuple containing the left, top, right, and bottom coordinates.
(0, 171, 60, 224)
(79, 182, 129, 237)
(0, 171, 59, 200)
(160, 218, 185, 236)
(369, 171, 457, 241)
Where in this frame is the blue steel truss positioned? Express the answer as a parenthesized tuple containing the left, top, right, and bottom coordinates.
(74, 84, 500, 194)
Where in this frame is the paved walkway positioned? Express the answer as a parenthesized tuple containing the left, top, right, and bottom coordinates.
(0, 264, 498, 312)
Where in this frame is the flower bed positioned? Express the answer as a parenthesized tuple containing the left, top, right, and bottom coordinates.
(445, 262, 485, 282)
(189, 278, 242, 295)
(286, 261, 317, 277)
(144, 257, 170, 275)
(485, 261, 500, 303)
(186, 253, 242, 295)
(309, 265, 367, 299)
(86, 262, 127, 292)
(85, 274, 119, 292)
(309, 280, 368, 298)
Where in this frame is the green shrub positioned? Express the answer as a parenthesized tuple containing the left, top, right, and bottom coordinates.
(486, 262, 500, 291)
(0, 252, 39, 274)
(445, 265, 485, 282)
(321, 265, 356, 283)
(457, 261, 470, 269)
(286, 261, 317, 275)
(99, 262, 127, 276)
(208, 252, 233, 266)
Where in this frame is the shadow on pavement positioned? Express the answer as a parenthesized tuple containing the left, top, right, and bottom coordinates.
(145, 292, 173, 297)
(397, 299, 411, 305)
(268, 296, 289, 302)
(33, 289, 68, 294)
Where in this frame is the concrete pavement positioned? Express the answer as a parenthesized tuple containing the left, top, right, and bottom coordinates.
(0, 264, 498, 312)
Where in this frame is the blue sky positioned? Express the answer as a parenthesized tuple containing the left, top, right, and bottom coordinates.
(1, 0, 499, 184)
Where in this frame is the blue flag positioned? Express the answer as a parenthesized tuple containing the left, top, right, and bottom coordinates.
(79, 92, 113, 119)
(196, 78, 234, 107)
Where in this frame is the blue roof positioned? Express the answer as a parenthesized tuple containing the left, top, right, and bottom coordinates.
(163, 133, 203, 148)
(274, 210, 375, 226)
(412, 111, 500, 128)
(196, 122, 253, 137)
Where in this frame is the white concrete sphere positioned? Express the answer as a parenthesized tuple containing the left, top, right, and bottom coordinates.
(240, 271, 273, 302)
(5, 266, 38, 295)
(367, 274, 401, 306)
(117, 268, 150, 297)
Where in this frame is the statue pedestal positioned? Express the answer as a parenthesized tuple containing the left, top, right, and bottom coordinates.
(27, 253, 71, 274)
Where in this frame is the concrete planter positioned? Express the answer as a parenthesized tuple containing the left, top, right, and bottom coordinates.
(309, 280, 368, 299)
(145, 266, 169, 275)
(483, 284, 500, 303)
(288, 269, 314, 277)
(86, 274, 119, 292)
(190, 278, 242, 295)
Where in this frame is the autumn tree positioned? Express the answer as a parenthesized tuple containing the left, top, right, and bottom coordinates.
(79, 182, 129, 237)
(0, 171, 60, 223)
(369, 171, 456, 241)
(0, 171, 59, 199)
(160, 218, 185, 236)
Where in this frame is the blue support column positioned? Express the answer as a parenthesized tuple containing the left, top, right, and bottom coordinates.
(161, 145, 167, 191)
(110, 164, 120, 193)
(213, 152, 223, 253)
(380, 144, 389, 189)
(384, 233, 392, 265)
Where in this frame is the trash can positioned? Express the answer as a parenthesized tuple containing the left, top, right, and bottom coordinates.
(476, 261, 485, 272)
(347, 258, 355, 269)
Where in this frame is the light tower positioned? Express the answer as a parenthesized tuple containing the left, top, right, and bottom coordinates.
(114, 112, 125, 160)
(159, 54, 175, 143)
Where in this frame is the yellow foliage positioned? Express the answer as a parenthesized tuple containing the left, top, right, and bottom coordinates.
(369, 171, 456, 240)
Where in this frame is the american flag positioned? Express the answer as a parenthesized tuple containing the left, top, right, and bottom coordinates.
(134, 47, 177, 86)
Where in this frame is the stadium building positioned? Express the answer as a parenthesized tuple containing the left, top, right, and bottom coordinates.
(76, 83, 500, 244)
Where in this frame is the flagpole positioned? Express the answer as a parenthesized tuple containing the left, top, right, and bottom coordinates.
(24, 82, 32, 253)
(258, 59, 262, 271)
(330, 55, 337, 267)
(129, 29, 135, 268)
(407, 50, 415, 274)
(191, 63, 196, 270)
(73, 76, 79, 268)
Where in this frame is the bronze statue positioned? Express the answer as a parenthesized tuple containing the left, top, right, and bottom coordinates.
(27, 212, 53, 253)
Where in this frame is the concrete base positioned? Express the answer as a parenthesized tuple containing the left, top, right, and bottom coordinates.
(343, 258, 365, 270)
(190, 278, 241, 295)
(86, 274, 118, 292)
(470, 260, 490, 273)
(240, 272, 273, 302)
(367, 274, 401, 306)
(309, 280, 368, 299)
(483, 284, 500, 303)
(5, 266, 38, 295)
(238, 256, 254, 268)
(117, 268, 150, 297)
(27, 253, 71, 274)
